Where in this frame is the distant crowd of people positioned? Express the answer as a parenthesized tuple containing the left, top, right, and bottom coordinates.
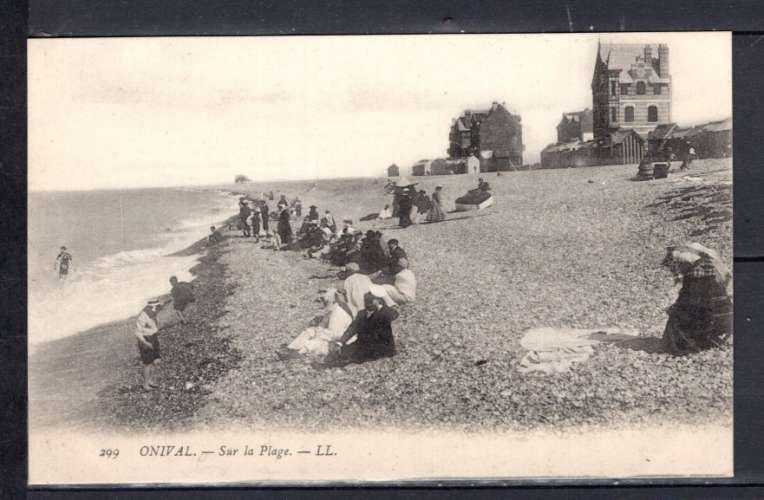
(385, 178, 449, 228)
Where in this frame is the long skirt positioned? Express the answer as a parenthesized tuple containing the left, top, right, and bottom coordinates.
(662, 305, 731, 355)
(278, 224, 292, 244)
(323, 338, 396, 367)
(398, 205, 413, 227)
(426, 202, 445, 222)
(381, 283, 414, 304)
(288, 327, 337, 357)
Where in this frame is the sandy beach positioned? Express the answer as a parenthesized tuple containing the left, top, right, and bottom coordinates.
(29, 159, 733, 434)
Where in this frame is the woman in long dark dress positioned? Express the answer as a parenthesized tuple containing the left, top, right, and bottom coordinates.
(260, 201, 270, 233)
(397, 188, 414, 228)
(661, 243, 732, 355)
(427, 186, 446, 222)
(277, 207, 293, 246)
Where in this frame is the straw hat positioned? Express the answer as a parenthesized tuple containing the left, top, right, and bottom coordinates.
(368, 284, 395, 307)
(396, 176, 417, 187)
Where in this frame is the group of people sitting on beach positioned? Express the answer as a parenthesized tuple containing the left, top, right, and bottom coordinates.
(277, 234, 417, 367)
(126, 173, 732, 391)
(225, 191, 421, 367)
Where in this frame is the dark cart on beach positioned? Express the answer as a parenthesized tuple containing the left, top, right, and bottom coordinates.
(637, 161, 670, 181)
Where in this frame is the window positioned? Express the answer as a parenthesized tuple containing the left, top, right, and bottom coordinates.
(624, 106, 635, 122)
(610, 81, 617, 96)
(648, 105, 658, 122)
(610, 107, 617, 123)
(636, 81, 646, 95)
(620, 84, 630, 95)
(653, 84, 661, 95)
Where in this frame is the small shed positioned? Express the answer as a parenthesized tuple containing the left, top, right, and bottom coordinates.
(387, 164, 400, 177)
(430, 159, 451, 175)
(610, 129, 645, 165)
(411, 159, 432, 176)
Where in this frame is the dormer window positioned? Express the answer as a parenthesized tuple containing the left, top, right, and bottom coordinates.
(636, 81, 646, 95)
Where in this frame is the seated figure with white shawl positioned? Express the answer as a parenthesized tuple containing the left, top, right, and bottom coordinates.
(277, 287, 353, 360)
(380, 257, 417, 305)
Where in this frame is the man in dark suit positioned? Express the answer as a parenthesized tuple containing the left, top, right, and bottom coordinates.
(323, 292, 399, 366)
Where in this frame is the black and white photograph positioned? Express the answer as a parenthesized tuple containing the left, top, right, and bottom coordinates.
(27, 32, 733, 484)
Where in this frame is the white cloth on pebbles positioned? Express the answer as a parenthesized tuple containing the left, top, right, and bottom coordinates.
(519, 327, 638, 374)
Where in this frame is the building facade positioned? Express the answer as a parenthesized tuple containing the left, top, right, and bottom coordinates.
(541, 42, 671, 169)
(556, 108, 593, 143)
(592, 43, 671, 143)
(448, 101, 523, 170)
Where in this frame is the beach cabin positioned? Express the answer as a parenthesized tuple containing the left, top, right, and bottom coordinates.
(609, 129, 645, 165)
(411, 159, 432, 176)
(429, 159, 451, 175)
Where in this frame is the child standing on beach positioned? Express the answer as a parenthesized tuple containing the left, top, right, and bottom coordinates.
(135, 299, 163, 391)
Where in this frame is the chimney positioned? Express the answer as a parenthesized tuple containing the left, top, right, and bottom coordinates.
(644, 45, 653, 64)
(658, 44, 669, 78)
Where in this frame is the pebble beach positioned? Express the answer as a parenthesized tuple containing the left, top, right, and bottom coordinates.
(29, 158, 733, 434)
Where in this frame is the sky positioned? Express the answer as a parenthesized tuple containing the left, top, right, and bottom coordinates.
(28, 32, 731, 191)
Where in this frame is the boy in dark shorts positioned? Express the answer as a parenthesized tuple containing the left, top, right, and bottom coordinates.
(135, 299, 163, 391)
(55, 246, 73, 280)
(169, 275, 195, 323)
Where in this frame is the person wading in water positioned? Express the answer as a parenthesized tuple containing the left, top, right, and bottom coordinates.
(55, 246, 73, 280)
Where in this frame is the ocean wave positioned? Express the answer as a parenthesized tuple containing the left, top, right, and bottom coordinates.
(28, 189, 238, 345)
(29, 253, 199, 345)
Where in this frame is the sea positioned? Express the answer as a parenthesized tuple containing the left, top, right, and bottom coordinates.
(28, 187, 240, 346)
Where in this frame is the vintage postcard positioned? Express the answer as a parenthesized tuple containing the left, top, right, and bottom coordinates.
(28, 32, 732, 485)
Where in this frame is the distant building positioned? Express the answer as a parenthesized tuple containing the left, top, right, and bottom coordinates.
(648, 117, 732, 159)
(411, 159, 432, 176)
(592, 42, 671, 142)
(448, 101, 523, 171)
(543, 42, 671, 169)
(556, 109, 593, 143)
(387, 164, 400, 177)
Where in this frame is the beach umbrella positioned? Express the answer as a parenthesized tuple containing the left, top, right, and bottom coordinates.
(396, 176, 418, 187)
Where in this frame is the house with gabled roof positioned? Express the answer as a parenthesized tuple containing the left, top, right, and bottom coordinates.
(592, 42, 672, 142)
(542, 42, 674, 169)
(557, 108, 594, 143)
(447, 101, 523, 171)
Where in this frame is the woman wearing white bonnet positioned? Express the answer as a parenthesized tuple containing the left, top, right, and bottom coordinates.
(279, 287, 353, 359)
(661, 242, 732, 355)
